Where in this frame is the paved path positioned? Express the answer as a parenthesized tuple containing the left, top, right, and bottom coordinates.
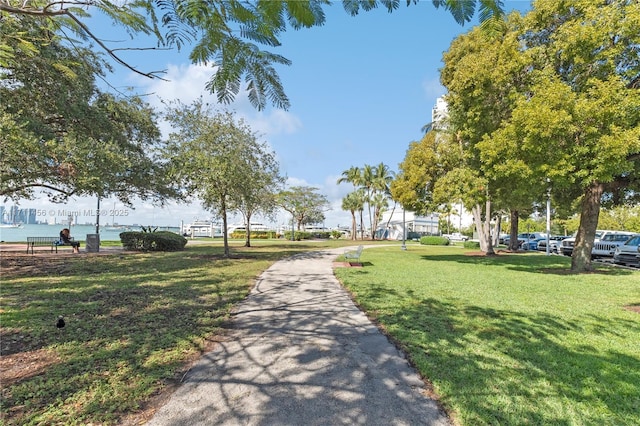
(147, 248, 451, 426)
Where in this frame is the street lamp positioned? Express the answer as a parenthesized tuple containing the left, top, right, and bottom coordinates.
(401, 207, 407, 250)
(546, 179, 551, 256)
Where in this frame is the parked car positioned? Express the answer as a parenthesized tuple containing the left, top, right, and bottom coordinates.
(444, 232, 469, 241)
(613, 235, 640, 267)
(522, 237, 547, 251)
(536, 236, 566, 254)
(561, 230, 614, 256)
(504, 232, 547, 248)
(591, 231, 638, 259)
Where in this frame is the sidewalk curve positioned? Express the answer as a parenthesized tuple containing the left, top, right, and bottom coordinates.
(146, 247, 451, 426)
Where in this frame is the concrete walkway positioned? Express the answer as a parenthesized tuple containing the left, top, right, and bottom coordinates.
(146, 248, 451, 426)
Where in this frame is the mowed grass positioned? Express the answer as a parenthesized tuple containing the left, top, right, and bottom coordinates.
(335, 245, 640, 425)
(0, 240, 358, 425)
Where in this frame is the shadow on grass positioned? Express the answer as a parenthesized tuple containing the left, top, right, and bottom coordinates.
(356, 282, 640, 424)
(0, 244, 317, 424)
(417, 253, 636, 275)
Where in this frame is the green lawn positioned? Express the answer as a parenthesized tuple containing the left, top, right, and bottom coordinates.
(0, 240, 356, 425)
(2, 242, 638, 425)
(335, 245, 640, 425)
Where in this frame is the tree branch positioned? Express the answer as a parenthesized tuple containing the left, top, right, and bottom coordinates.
(1, 182, 76, 198)
(0, 2, 168, 80)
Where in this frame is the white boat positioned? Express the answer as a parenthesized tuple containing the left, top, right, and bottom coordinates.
(0, 223, 23, 228)
(227, 222, 271, 235)
(183, 220, 223, 238)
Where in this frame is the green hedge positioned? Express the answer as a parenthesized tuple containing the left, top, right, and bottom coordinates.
(120, 231, 187, 251)
(463, 240, 481, 249)
(229, 231, 280, 239)
(419, 236, 451, 246)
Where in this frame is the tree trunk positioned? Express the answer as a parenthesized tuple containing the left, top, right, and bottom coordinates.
(384, 202, 397, 240)
(244, 215, 251, 247)
(509, 210, 519, 251)
(492, 215, 502, 247)
(221, 203, 230, 257)
(351, 211, 357, 240)
(571, 182, 603, 272)
(471, 200, 495, 255)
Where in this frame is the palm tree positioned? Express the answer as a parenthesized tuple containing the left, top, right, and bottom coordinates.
(337, 166, 363, 190)
(342, 191, 363, 240)
(370, 163, 395, 239)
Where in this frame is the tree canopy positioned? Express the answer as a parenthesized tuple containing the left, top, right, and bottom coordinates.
(277, 186, 330, 232)
(0, 19, 175, 205)
(163, 99, 281, 256)
(395, 0, 639, 271)
(1, 0, 506, 110)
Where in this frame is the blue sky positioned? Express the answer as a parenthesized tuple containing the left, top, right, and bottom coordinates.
(15, 1, 532, 229)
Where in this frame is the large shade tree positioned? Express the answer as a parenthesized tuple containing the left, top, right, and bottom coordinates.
(0, 19, 175, 205)
(482, 0, 640, 272)
(164, 100, 280, 256)
(438, 16, 533, 254)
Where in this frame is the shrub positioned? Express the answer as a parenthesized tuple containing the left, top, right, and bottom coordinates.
(120, 231, 187, 251)
(282, 231, 311, 241)
(463, 241, 481, 249)
(230, 231, 278, 239)
(420, 236, 450, 246)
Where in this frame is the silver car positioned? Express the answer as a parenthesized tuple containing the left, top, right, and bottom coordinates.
(613, 235, 640, 267)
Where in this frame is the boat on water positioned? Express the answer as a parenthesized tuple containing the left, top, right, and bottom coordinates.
(0, 223, 23, 228)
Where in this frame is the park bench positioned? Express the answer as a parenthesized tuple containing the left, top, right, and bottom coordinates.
(344, 245, 364, 264)
(26, 237, 74, 254)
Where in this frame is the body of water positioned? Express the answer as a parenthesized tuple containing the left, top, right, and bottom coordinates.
(0, 224, 180, 242)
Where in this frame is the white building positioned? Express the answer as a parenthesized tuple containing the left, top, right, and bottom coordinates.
(431, 96, 449, 130)
(376, 209, 440, 240)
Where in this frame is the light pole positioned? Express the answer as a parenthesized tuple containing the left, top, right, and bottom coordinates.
(401, 207, 407, 250)
(546, 179, 551, 256)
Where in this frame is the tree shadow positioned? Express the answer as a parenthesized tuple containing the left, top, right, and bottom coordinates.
(418, 253, 636, 275)
(364, 288, 640, 424)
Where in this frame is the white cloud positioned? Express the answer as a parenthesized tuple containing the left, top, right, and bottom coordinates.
(131, 63, 302, 141)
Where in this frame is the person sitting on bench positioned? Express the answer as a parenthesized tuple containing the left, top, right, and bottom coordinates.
(60, 228, 81, 254)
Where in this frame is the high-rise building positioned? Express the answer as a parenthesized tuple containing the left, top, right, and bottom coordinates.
(431, 96, 449, 130)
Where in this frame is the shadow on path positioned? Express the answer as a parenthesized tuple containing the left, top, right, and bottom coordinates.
(146, 249, 450, 426)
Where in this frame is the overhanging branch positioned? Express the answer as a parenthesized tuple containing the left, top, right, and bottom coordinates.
(1, 2, 168, 80)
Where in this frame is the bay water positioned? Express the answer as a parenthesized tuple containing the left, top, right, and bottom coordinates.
(0, 224, 180, 243)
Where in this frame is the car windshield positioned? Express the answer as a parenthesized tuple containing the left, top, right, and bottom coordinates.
(624, 236, 640, 246)
(602, 234, 634, 242)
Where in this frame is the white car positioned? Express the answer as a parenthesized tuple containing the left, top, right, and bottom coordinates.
(592, 232, 638, 259)
(561, 230, 617, 256)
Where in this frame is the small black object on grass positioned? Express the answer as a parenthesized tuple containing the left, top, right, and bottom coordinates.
(56, 315, 65, 329)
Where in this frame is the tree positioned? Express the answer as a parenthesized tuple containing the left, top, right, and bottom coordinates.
(482, 1, 640, 271)
(1, 1, 506, 110)
(164, 100, 274, 256)
(0, 19, 175, 205)
(338, 162, 393, 239)
(229, 140, 283, 248)
(370, 163, 394, 239)
(277, 186, 330, 232)
(440, 16, 532, 254)
(341, 190, 364, 240)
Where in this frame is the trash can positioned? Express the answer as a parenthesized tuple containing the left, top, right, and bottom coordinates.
(86, 234, 100, 253)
